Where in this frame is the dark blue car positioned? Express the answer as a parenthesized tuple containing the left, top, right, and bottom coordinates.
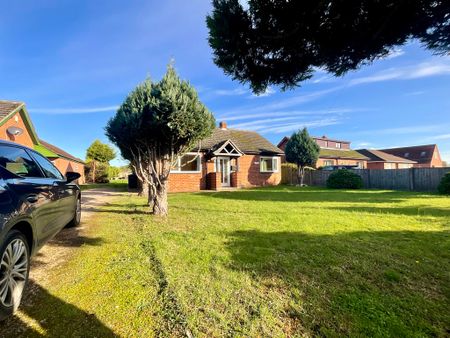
(0, 140, 81, 320)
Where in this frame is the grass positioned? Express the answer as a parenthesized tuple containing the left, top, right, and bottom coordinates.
(79, 179, 128, 191)
(2, 186, 449, 337)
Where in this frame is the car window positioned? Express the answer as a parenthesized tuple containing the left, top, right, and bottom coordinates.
(29, 151, 64, 180)
(0, 145, 43, 178)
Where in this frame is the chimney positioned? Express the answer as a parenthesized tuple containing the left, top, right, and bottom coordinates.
(219, 121, 227, 130)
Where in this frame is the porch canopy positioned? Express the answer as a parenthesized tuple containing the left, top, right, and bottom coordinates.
(208, 139, 243, 158)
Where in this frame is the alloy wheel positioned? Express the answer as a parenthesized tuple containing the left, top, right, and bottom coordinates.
(0, 239, 28, 308)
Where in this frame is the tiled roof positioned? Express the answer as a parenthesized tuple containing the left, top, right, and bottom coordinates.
(39, 139, 85, 164)
(196, 128, 284, 155)
(356, 149, 417, 163)
(0, 100, 24, 120)
(380, 145, 437, 164)
(319, 148, 369, 160)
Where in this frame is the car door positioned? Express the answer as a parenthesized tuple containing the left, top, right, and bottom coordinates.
(0, 144, 61, 248)
(27, 150, 77, 228)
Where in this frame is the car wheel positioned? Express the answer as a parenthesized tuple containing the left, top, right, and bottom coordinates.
(0, 230, 30, 321)
(66, 197, 81, 228)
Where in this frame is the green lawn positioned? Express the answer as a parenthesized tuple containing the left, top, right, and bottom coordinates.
(4, 186, 450, 337)
(79, 179, 128, 191)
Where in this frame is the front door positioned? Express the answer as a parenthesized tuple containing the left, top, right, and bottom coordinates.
(218, 157, 230, 187)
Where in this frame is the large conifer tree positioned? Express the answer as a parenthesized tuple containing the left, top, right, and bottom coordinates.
(106, 65, 215, 215)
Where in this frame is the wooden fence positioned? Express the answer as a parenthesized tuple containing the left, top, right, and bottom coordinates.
(281, 165, 450, 191)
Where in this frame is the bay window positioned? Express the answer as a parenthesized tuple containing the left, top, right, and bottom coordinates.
(171, 153, 201, 173)
(260, 156, 279, 173)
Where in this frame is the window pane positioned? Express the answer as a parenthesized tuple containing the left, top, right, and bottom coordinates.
(0, 145, 43, 178)
(180, 155, 199, 171)
(261, 158, 273, 172)
(30, 151, 64, 179)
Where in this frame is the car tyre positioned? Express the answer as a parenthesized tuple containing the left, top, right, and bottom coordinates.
(0, 230, 30, 321)
(66, 197, 81, 228)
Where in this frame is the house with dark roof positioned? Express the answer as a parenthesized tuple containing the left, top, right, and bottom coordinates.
(356, 149, 417, 169)
(168, 121, 283, 192)
(0, 100, 85, 182)
(380, 145, 444, 168)
(278, 135, 369, 169)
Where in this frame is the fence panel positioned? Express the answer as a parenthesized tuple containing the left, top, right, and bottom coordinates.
(280, 166, 450, 191)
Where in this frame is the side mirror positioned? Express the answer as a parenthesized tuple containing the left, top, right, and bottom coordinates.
(65, 171, 81, 183)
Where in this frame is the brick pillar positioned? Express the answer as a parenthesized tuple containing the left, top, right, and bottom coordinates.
(230, 171, 239, 187)
(207, 172, 221, 190)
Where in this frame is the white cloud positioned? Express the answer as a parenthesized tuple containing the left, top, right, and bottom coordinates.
(219, 108, 355, 122)
(251, 86, 275, 98)
(404, 91, 425, 96)
(260, 118, 341, 134)
(433, 133, 450, 140)
(349, 124, 450, 138)
(30, 105, 119, 114)
(355, 142, 373, 148)
(213, 88, 248, 96)
(348, 60, 450, 86)
(384, 48, 405, 59)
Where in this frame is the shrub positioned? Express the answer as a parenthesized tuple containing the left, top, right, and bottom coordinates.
(327, 169, 363, 189)
(437, 172, 450, 195)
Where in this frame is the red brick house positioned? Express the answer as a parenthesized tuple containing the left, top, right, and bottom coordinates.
(0, 100, 85, 182)
(277, 135, 368, 168)
(356, 149, 417, 169)
(168, 122, 283, 192)
(380, 145, 444, 168)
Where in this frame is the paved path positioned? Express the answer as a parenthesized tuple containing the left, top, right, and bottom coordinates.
(30, 188, 126, 283)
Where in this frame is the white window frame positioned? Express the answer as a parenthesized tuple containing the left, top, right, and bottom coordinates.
(171, 153, 201, 174)
(335, 143, 341, 148)
(324, 160, 334, 166)
(260, 156, 279, 173)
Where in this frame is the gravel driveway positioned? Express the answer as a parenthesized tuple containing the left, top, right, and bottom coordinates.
(0, 188, 128, 336)
(29, 188, 127, 283)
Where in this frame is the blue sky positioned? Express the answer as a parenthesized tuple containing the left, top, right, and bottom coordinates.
(1, 0, 449, 166)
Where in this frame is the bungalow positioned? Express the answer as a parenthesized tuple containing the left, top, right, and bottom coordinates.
(0, 100, 85, 182)
(380, 145, 444, 168)
(168, 121, 283, 192)
(277, 135, 368, 168)
(356, 149, 417, 169)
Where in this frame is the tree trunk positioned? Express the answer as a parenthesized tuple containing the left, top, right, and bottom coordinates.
(137, 179, 149, 197)
(92, 160, 96, 183)
(297, 166, 305, 186)
(152, 180, 168, 216)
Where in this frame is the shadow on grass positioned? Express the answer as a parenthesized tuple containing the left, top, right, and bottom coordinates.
(0, 280, 115, 337)
(83, 207, 150, 215)
(329, 205, 450, 218)
(198, 187, 431, 203)
(225, 229, 449, 336)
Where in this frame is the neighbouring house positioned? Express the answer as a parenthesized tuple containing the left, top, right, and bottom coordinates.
(380, 145, 444, 168)
(356, 149, 417, 169)
(277, 135, 368, 168)
(168, 121, 283, 192)
(0, 100, 85, 182)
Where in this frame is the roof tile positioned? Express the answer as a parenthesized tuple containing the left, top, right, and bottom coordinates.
(0, 100, 23, 120)
(197, 128, 283, 155)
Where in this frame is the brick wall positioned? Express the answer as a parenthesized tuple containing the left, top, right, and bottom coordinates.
(167, 154, 281, 192)
(168, 158, 208, 192)
(0, 111, 35, 148)
(51, 157, 85, 184)
(235, 154, 281, 188)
